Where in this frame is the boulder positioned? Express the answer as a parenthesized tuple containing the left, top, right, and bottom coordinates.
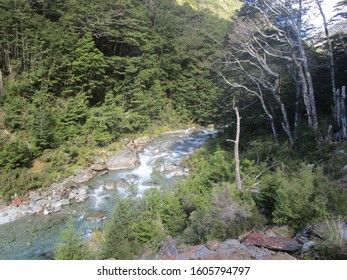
(105, 150, 139, 171)
(72, 171, 95, 184)
(243, 231, 301, 252)
(84, 210, 107, 220)
(90, 163, 106, 171)
(164, 163, 179, 172)
(75, 186, 89, 203)
(242, 245, 272, 259)
(104, 181, 116, 190)
(115, 179, 130, 189)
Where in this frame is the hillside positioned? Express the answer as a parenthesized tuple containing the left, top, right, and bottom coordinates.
(176, 0, 242, 19)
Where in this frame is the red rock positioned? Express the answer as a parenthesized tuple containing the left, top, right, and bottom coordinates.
(243, 231, 301, 252)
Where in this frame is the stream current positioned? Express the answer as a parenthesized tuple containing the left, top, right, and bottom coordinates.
(0, 128, 216, 259)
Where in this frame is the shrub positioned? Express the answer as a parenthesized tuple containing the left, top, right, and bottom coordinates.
(184, 184, 265, 243)
(257, 164, 332, 229)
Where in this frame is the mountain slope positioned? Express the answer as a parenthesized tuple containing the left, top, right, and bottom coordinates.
(176, 0, 242, 19)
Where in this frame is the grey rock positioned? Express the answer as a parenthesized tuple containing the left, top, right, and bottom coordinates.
(105, 150, 139, 171)
(104, 182, 116, 190)
(84, 210, 107, 220)
(90, 163, 106, 171)
(302, 241, 315, 251)
(72, 171, 95, 184)
(164, 163, 179, 172)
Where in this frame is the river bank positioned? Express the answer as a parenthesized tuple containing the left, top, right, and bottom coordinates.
(0, 127, 209, 226)
(0, 129, 189, 225)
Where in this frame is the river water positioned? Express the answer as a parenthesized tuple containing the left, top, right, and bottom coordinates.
(0, 128, 216, 260)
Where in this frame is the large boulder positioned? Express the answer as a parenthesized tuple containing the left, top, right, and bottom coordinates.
(105, 150, 139, 171)
(90, 163, 106, 171)
(243, 230, 301, 252)
(72, 170, 95, 184)
(84, 210, 107, 220)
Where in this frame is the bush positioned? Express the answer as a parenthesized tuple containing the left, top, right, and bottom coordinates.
(257, 164, 333, 229)
(184, 184, 265, 243)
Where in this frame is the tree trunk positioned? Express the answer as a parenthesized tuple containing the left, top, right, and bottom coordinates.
(294, 77, 302, 138)
(341, 86, 347, 138)
(316, 0, 338, 125)
(233, 103, 242, 192)
(273, 78, 293, 144)
(0, 68, 4, 94)
(296, 0, 321, 141)
(259, 94, 279, 144)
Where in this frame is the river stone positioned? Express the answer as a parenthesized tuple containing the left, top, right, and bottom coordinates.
(30, 205, 43, 214)
(68, 189, 78, 200)
(115, 179, 130, 188)
(75, 186, 89, 202)
(164, 163, 179, 172)
(43, 210, 49, 215)
(90, 163, 106, 171)
(72, 171, 95, 184)
(104, 181, 116, 190)
(84, 210, 107, 220)
(105, 150, 139, 171)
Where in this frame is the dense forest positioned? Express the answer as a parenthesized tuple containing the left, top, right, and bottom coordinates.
(1, 0, 347, 260)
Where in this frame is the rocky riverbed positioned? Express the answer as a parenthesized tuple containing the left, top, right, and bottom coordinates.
(0, 134, 155, 225)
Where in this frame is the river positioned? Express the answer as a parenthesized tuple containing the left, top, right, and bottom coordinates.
(0, 128, 216, 260)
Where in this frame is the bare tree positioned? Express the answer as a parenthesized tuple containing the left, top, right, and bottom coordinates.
(315, 0, 339, 124)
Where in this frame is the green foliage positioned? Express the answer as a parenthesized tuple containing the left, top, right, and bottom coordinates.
(55, 217, 90, 260)
(256, 165, 333, 229)
(184, 184, 265, 243)
(0, 140, 31, 169)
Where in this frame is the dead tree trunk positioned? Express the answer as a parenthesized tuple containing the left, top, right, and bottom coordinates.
(0, 68, 4, 94)
(341, 86, 347, 138)
(232, 103, 242, 192)
(316, 0, 338, 124)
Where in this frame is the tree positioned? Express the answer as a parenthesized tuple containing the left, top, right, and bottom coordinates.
(55, 217, 89, 260)
(217, 0, 323, 144)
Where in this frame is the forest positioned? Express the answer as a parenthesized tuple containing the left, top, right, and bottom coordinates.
(1, 0, 347, 260)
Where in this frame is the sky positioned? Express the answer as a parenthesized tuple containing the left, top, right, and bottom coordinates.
(311, 0, 342, 28)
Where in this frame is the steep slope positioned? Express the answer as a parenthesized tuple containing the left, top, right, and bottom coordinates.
(176, 0, 242, 19)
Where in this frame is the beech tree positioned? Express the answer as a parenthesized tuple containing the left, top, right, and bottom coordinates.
(218, 0, 324, 144)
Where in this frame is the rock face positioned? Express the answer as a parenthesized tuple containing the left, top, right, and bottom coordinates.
(105, 150, 139, 171)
